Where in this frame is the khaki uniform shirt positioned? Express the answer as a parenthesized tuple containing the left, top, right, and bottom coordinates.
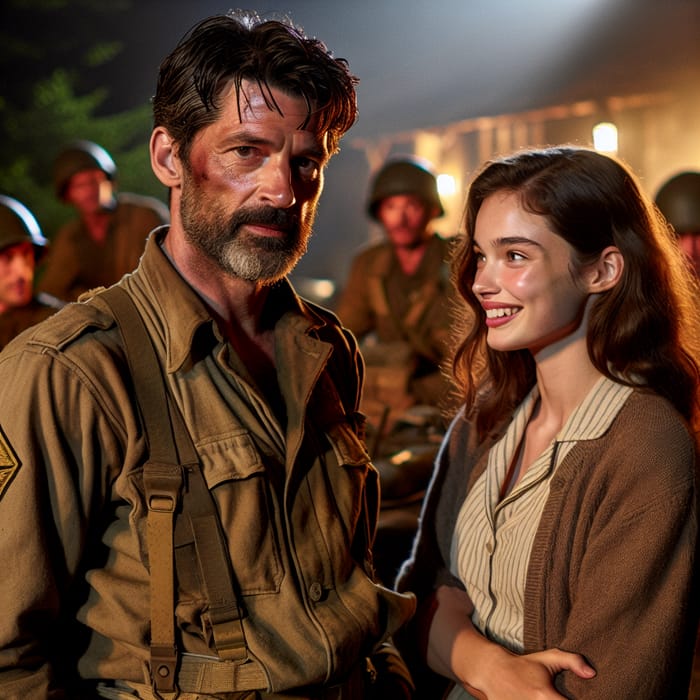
(38, 192, 169, 302)
(0, 295, 60, 350)
(336, 234, 454, 364)
(335, 234, 460, 407)
(0, 230, 415, 698)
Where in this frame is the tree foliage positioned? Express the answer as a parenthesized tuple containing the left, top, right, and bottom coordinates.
(0, 0, 167, 238)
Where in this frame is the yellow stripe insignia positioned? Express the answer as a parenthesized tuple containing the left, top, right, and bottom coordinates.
(0, 427, 20, 499)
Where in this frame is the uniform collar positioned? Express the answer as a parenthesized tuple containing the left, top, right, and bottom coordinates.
(134, 228, 329, 374)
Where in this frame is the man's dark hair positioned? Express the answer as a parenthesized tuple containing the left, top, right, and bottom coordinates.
(152, 11, 359, 161)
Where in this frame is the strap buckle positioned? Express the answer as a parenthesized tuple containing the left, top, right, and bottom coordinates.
(149, 643, 178, 692)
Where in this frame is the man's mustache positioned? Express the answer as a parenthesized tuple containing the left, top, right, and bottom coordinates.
(230, 206, 300, 233)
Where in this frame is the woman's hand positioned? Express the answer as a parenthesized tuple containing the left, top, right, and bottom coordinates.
(427, 585, 595, 699)
(463, 645, 596, 699)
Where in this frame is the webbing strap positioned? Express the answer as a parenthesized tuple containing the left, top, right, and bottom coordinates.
(178, 654, 266, 693)
(100, 286, 249, 690)
(184, 472, 248, 661)
(101, 287, 181, 691)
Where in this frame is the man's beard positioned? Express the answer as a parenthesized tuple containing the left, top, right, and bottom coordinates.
(180, 183, 313, 284)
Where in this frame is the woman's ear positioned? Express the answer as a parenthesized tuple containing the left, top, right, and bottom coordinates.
(587, 245, 624, 293)
(150, 127, 182, 188)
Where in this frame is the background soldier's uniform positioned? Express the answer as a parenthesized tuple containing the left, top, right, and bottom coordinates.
(0, 229, 415, 698)
(0, 293, 61, 350)
(37, 193, 169, 302)
(336, 233, 456, 411)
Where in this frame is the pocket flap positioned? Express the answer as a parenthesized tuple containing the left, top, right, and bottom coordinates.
(197, 431, 265, 488)
(326, 421, 371, 467)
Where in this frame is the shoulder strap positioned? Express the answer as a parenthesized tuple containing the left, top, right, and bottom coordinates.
(100, 286, 248, 693)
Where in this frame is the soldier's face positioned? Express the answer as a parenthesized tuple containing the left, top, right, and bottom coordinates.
(678, 232, 700, 277)
(377, 194, 434, 250)
(0, 242, 34, 312)
(65, 169, 114, 214)
(177, 80, 330, 284)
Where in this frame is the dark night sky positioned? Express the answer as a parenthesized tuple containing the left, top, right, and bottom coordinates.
(99, 0, 700, 140)
(7, 0, 698, 289)
(84, 0, 700, 290)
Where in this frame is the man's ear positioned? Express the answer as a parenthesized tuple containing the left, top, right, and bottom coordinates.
(150, 127, 182, 188)
(587, 245, 624, 293)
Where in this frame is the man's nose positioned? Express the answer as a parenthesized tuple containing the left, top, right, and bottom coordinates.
(259, 159, 296, 208)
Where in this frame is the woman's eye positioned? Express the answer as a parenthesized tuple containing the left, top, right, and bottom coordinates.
(508, 250, 526, 261)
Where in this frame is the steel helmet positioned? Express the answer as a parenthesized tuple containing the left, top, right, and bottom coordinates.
(52, 140, 117, 199)
(0, 194, 48, 253)
(367, 157, 444, 221)
(654, 171, 700, 234)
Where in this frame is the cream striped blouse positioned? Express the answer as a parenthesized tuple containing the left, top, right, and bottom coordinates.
(446, 376, 632, 700)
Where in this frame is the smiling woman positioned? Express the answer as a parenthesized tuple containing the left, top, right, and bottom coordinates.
(471, 189, 620, 356)
(395, 145, 700, 700)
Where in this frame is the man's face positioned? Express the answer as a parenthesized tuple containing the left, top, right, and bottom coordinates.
(0, 241, 35, 313)
(64, 168, 114, 215)
(376, 193, 435, 250)
(178, 79, 330, 284)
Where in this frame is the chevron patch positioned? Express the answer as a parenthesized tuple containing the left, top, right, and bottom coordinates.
(0, 427, 20, 500)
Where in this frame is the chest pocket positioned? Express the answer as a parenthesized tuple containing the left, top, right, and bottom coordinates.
(325, 421, 374, 546)
(174, 430, 283, 602)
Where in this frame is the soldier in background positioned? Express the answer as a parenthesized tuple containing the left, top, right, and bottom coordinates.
(0, 194, 63, 350)
(38, 140, 169, 302)
(336, 157, 461, 427)
(655, 170, 700, 700)
(655, 170, 700, 276)
(336, 157, 465, 586)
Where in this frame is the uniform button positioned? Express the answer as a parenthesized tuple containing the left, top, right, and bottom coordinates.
(485, 541, 494, 554)
(309, 582, 323, 602)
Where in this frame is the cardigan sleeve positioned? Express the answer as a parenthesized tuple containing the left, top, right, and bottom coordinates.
(395, 407, 476, 596)
(531, 394, 699, 700)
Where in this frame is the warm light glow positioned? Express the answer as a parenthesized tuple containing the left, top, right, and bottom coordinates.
(592, 121, 618, 153)
(306, 279, 335, 300)
(437, 173, 456, 196)
(292, 276, 336, 302)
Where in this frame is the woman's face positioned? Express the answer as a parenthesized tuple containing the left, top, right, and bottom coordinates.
(471, 191, 590, 356)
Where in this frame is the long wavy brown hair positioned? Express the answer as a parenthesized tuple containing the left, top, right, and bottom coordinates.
(450, 146, 700, 442)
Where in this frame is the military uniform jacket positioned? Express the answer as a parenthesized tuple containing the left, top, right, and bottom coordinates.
(0, 229, 415, 698)
(335, 233, 456, 368)
(37, 192, 169, 303)
(0, 295, 60, 351)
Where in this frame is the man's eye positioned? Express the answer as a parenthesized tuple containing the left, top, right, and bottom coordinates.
(295, 157, 320, 178)
(234, 146, 257, 158)
(508, 250, 526, 261)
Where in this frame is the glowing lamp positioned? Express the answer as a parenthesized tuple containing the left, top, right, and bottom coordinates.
(437, 173, 456, 196)
(592, 122, 618, 154)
